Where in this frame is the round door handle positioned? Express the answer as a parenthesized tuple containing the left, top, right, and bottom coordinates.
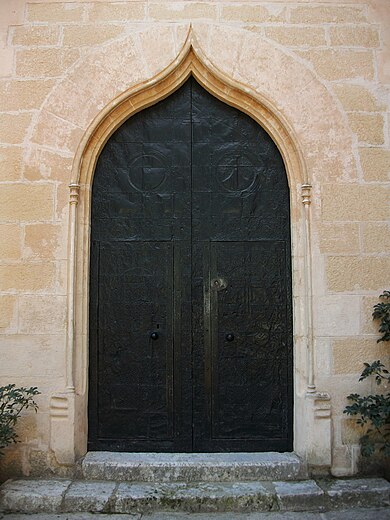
(225, 333, 235, 342)
(150, 332, 159, 340)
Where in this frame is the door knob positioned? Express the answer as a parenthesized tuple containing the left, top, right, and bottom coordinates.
(225, 333, 235, 342)
(150, 332, 159, 340)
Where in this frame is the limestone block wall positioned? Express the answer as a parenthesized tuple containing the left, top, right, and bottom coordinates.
(0, 0, 389, 479)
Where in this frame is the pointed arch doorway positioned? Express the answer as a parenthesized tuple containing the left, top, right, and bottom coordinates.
(88, 76, 293, 453)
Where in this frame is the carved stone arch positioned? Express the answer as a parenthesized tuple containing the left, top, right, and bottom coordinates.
(74, 42, 306, 190)
(44, 23, 350, 465)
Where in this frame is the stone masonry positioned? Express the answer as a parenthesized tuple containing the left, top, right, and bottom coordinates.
(0, 0, 389, 480)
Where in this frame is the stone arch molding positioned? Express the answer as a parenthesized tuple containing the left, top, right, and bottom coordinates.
(37, 23, 354, 466)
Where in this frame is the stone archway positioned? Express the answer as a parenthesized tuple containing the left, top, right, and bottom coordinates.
(26, 23, 357, 468)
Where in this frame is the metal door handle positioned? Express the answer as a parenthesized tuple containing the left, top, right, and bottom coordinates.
(225, 333, 235, 342)
(150, 332, 159, 340)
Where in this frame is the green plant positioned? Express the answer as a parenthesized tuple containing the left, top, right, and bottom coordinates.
(0, 384, 40, 455)
(373, 290, 390, 343)
(344, 291, 390, 457)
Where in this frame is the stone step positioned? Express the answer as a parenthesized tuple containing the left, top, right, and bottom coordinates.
(2, 511, 390, 520)
(81, 452, 307, 482)
(0, 478, 389, 515)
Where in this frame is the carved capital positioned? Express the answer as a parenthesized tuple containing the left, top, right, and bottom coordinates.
(301, 183, 312, 205)
(69, 183, 80, 206)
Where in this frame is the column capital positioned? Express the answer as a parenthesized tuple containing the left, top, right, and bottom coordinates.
(301, 183, 312, 205)
(69, 183, 80, 205)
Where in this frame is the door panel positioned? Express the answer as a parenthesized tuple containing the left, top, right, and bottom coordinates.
(212, 241, 290, 449)
(89, 77, 293, 452)
(96, 241, 175, 442)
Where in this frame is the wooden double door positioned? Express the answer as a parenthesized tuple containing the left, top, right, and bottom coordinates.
(88, 77, 293, 452)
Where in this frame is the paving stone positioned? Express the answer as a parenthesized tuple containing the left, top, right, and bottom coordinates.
(62, 480, 117, 512)
(142, 512, 323, 519)
(112, 481, 276, 513)
(320, 478, 390, 509)
(323, 507, 390, 519)
(0, 515, 140, 519)
(273, 480, 325, 511)
(1, 508, 389, 519)
(82, 452, 305, 482)
(0, 479, 71, 513)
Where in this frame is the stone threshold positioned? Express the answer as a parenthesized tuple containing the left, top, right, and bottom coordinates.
(81, 452, 307, 482)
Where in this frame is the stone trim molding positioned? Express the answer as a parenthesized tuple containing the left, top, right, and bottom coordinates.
(301, 184, 315, 394)
(66, 183, 80, 392)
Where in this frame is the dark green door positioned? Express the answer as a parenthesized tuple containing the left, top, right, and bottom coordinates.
(88, 77, 293, 452)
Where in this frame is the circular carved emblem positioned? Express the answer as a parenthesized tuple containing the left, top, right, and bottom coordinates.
(127, 153, 167, 192)
(216, 152, 261, 192)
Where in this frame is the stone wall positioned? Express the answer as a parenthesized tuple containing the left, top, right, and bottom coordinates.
(0, 0, 389, 479)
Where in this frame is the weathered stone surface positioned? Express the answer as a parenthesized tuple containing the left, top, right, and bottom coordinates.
(82, 452, 306, 482)
(87, 2, 145, 22)
(0, 224, 21, 260)
(362, 223, 390, 253)
(273, 480, 325, 511)
(112, 481, 275, 513)
(333, 84, 384, 112)
(63, 481, 117, 513)
(0, 146, 23, 181)
(18, 295, 66, 334)
(322, 178, 389, 218)
(16, 49, 80, 78)
(149, 3, 217, 21)
(289, 5, 367, 23)
(315, 296, 360, 337)
(329, 26, 379, 48)
(297, 50, 374, 80)
(320, 478, 390, 509)
(0, 295, 16, 330)
(0, 113, 32, 145)
(24, 146, 72, 181)
(0, 263, 55, 292)
(2, 477, 390, 515)
(0, 516, 140, 520)
(23, 223, 64, 260)
(0, 510, 389, 519)
(0, 80, 56, 111)
(0, 184, 54, 222)
(221, 4, 285, 22)
(359, 148, 390, 182)
(0, 0, 389, 488)
(27, 3, 84, 22)
(143, 513, 323, 520)
(317, 223, 360, 254)
(325, 507, 390, 519)
(348, 113, 384, 145)
(265, 27, 325, 47)
(0, 334, 65, 378)
(63, 25, 125, 47)
(332, 339, 389, 374)
(11, 25, 61, 46)
(0, 479, 71, 513)
(326, 257, 390, 292)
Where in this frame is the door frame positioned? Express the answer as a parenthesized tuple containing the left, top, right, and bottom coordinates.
(88, 77, 294, 452)
(60, 35, 320, 465)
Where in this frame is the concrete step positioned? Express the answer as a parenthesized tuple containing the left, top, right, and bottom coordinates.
(0, 478, 389, 515)
(81, 452, 307, 482)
